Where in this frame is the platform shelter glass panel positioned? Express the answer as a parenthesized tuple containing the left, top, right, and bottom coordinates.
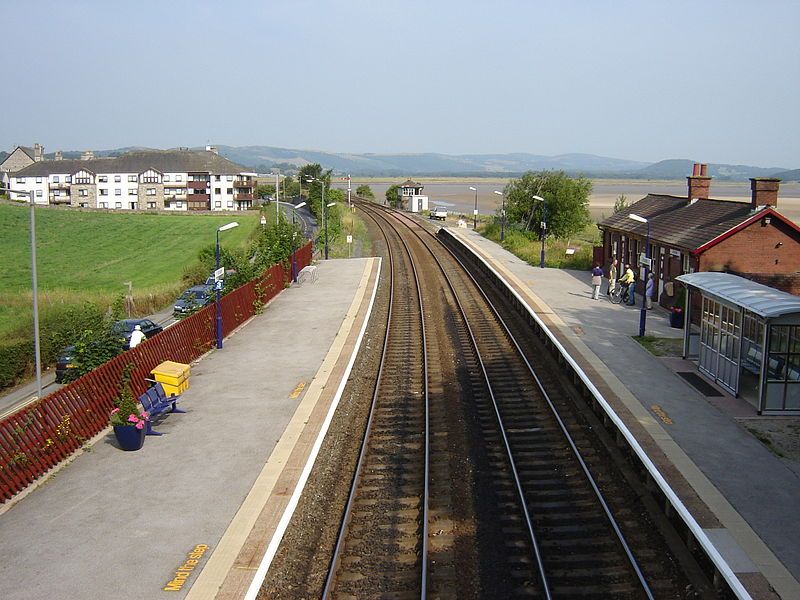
(764, 325, 800, 412)
(698, 296, 741, 393)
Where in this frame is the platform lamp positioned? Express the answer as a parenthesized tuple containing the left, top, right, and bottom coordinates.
(291, 201, 307, 281)
(628, 213, 650, 338)
(532, 195, 547, 269)
(469, 186, 478, 229)
(215, 221, 239, 349)
(493, 190, 506, 241)
(0, 185, 41, 400)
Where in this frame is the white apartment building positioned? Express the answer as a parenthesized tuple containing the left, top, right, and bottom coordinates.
(8, 147, 257, 211)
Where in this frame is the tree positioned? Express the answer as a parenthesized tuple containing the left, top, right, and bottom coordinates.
(297, 163, 331, 219)
(255, 184, 275, 200)
(356, 184, 374, 200)
(613, 194, 629, 214)
(504, 170, 592, 239)
(385, 184, 401, 208)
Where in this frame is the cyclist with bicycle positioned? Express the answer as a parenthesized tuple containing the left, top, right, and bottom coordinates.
(620, 263, 636, 306)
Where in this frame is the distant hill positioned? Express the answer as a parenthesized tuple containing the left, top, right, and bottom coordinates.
(0, 151, 8, 164)
(634, 159, 788, 181)
(773, 168, 800, 182)
(5, 143, 794, 180)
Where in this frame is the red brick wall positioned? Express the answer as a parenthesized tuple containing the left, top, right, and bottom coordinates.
(698, 219, 800, 295)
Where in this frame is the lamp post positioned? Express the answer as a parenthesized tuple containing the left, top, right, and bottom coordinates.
(532, 195, 547, 269)
(215, 221, 239, 349)
(469, 186, 478, 229)
(325, 201, 336, 260)
(291, 201, 307, 281)
(629, 213, 651, 338)
(493, 190, 506, 241)
(1, 185, 41, 400)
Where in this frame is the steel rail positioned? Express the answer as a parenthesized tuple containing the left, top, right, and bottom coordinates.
(323, 204, 430, 598)
(368, 204, 551, 598)
(422, 218, 655, 599)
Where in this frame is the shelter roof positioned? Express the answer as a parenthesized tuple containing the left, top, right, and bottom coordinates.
(677, 272, 800, 319)
(399, 179, 423, 188)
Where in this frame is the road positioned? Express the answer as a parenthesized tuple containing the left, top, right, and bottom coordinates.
(0, 306, 177, 419)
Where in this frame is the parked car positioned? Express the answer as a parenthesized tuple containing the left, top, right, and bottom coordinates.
(112, 318, 163, 348)
(55, 345, 77, 383)
(430, 207, 448, 221)
(173, 286, 213, 317)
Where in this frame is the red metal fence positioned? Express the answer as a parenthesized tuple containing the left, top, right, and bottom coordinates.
(0, 243, 313, 502)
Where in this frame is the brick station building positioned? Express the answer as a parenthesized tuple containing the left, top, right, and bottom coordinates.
(597, 164, 800, 306)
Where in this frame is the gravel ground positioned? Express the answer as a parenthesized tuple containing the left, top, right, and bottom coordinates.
(738, 417, 800, 467)
(257, 216, 389, 599)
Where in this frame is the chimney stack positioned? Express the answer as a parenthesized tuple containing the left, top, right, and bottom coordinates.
(750, 178, 780, 209)
(687, 162, 712, 202)
(33, 143, 44, 162)
(54, 151, 63, 161)
(81, 150, 95, 160)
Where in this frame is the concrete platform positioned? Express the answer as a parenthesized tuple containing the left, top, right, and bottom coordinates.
(0, 257, 380, 600)
(447, 226, 800, 600)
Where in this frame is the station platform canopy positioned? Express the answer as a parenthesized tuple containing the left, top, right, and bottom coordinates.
(678, 272, 800, 319)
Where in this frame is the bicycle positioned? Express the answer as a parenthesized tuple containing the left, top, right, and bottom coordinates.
(609, 282, 626, 304)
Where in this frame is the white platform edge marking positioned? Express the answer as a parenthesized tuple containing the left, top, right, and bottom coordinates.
(448, 230, 751, 600)
(243, 257, 382, 600)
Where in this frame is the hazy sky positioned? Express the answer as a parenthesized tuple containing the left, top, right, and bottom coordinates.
(3, 0, 798, 167)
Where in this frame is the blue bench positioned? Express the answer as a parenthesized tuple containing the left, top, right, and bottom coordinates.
(137, 382, 186, 436)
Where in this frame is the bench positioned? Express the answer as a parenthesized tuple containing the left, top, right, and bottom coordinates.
(138, 381, 186, 436)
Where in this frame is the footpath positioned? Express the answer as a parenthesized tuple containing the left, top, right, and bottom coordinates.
(447, 226, 800, 600)
(0, 257, 380, 600)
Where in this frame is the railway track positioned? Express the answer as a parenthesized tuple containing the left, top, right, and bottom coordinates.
(322, 202, 711, 598)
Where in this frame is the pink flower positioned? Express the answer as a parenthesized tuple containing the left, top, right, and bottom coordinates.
(140, 411, 150, 420)
(127, 415, 139, 424)
(110, 408, 120, 415)
(135, 420, 145, 430)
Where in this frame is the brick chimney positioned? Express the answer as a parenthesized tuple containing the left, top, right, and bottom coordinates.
(33, 143, 44, 162)
(687, 162, 711, 202)
(81, 150, 94, 160)
(750, 178, 780, 209)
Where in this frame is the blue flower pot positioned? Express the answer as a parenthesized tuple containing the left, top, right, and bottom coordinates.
(113, 424, 146, 451)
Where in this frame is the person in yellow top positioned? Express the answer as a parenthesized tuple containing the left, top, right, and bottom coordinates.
(619, 264, 636, 306)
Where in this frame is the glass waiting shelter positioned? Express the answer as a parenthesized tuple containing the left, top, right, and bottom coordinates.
(677, 272, 800, 415)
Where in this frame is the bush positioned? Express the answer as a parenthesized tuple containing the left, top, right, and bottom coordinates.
(0, 338, 33, 388)
(482, 221, 596, 271)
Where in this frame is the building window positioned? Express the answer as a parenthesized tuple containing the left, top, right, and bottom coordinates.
(36, 177, 43, 183)
(79, 189, 88, 197)
(66, 175, 72, 183)
(215, 201, 222, 208)
(99, 189, 108, 196)
(227, 175, 233, 181)
(215, 175, 221, 181)
(227, 188, 233, 195)
(163, 175, 170, 182)
(227, 201, 234, 208)
(176, 201, 182, 208)
(75, 176, 90, 184)
(115, 202, 122, 209)
(16, 177, 25, 184)
(36, 190, 43, 197)
(98, 176, 107, 183)
(115, 189, 121, 196)
(146, 188, 156, 196)
(215, 188, 221, 194)
(114, 175, 121, 182)
(176, 175, 183, 182)
(128, 189, 137, 196)
(53, 175, 60, 183)
(128, 175, 137, 182)
(148, 202, 156, 209)
(100, 202, 108, 208)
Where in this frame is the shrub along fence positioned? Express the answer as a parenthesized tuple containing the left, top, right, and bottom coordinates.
(0, 243, 312, 503)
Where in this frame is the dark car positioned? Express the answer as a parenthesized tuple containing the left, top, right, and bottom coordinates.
(55, 345, 77, 383)
(112, 318, 163, 348)
(173, 286, 213, 317)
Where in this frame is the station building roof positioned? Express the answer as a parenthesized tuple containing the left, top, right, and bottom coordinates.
(677, 272, 800, 319)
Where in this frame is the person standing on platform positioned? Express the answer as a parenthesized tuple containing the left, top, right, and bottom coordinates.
(620, 264, 636, 306)
(606, 258, 618, 297)
(590, 264, 604, 300)
(646, 273, 655, 309)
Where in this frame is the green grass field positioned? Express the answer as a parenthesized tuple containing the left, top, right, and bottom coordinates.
(0, 204, 258, 337)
